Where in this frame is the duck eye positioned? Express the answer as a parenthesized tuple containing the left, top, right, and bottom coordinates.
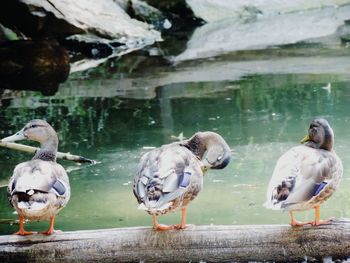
(30, 124, 38, 129)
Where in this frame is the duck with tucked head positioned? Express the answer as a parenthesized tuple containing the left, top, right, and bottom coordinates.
(133, 131, 231, 230)
(264, 118, 343, 226)
(1, 119, 70, 235)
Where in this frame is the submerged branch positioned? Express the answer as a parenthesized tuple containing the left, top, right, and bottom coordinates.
(0, 141, 96, 164)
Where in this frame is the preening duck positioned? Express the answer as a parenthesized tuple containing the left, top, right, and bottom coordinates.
(133, 131, 231, 230)
(264, 118, 343, 226)
(2, 119, 70, 235)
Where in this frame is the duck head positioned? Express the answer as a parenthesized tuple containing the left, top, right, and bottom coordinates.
(300, 118, 334, 151)
(1, 119, 57, 144)
(184, 131, 231, 171)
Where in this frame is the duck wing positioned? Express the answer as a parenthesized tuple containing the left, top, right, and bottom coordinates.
(133, 144, 202, 213)
(265, 145, 341, 210)
(7, 159, 70, 204)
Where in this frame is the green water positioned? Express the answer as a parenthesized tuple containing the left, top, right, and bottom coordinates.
(1, 46, 350, 234)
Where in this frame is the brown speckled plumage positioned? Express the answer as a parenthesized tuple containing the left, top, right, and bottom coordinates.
(133, 131, 231, 221)
(3, 119, 70, 234)
(264, 119, 343, 216)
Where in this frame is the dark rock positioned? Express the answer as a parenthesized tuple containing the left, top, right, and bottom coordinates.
(341, 35, 350, 44)
(0, 0, 83, 38)
(132, 0, 204, 32)
(0, 40, 70, 95)
(0, 0, 162, 72)
(127, 0, 169, 32)
(61, 34, 123, 59)
(0, 24, 21, 42)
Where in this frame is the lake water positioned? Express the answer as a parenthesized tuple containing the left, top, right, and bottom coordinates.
(0, 41, 350, 235)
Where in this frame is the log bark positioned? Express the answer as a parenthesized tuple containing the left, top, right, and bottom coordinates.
(1, 220, 350, 262)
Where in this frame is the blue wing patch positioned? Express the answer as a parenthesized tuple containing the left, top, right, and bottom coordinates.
(11, 180, 16, 193)
(52, 180, 66, 195)
(313, 182, 327, 196)
(179, 172, 191, 188)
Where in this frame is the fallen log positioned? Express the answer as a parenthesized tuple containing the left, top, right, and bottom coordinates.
(1, 219, 350, 262)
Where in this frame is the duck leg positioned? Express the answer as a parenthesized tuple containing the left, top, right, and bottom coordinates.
(14, 215, 33, 235)
(152, 214, 174, 231)
(312, 205, 334, 226)
(174, 207, 189, 229)
(41, 216, 57, 235)
(289, 211, 312, 227)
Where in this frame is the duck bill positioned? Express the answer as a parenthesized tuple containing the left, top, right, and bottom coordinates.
(300, 134, 310, 144)
(1, 129, 26, 142)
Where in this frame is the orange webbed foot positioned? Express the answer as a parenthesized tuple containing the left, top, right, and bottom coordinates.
(40, 229, 62, 235)
(152, 214, 175, 231)
(312, 205, 334, 226)
(289, 210, 312, 227)
(312, 217, 335, 226)
(290, 220, 313, 227)
(14, 216, 34, 235)
(173, 223, 194, 230)
(172, 207, 190, 230)
(39, 216, 59, 235)
(153, 224, 175, 231)
(13, 230, 35, 236)
(173, 224, 188, 230)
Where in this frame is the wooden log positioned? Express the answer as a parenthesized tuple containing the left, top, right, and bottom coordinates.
(1, 220, 350, 262)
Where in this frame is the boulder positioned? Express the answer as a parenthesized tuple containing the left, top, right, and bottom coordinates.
(0, 0, 161, 49)
(138, 0, 203, 31)
(174, 5, 350, 62)
(186, 0, 350, 22)
(0, 40, 70, 95)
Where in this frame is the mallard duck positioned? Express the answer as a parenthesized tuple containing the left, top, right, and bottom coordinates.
(264, 118, 343, 226)
(133, 131, 231, 230)
(1, 119, 70, 235)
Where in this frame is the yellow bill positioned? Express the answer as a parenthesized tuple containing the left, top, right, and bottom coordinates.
(300, 134, 310, 144)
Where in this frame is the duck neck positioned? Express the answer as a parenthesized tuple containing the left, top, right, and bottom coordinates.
(321, 133, 333, 151)
(183, 133, 207, 159)
(33, 136, 58, 162)
(306, 134, 333, 151)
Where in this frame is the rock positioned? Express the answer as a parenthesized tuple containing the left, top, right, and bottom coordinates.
(0, 24, 20, 41)
(140, 0, 204, 31)
(0, 40, 70, 95)
(186, 0, 350, 23)
(0, 0, 84, 38)
(23, 0, 161, 42)
(341, 34, 350, 44)
(128, 0, 170, 32)
(0, 0, 161, 47)
(174, 5, 350, 62)
(0, 0, 163, 72)
(337, 24, 350, 45)
(61, 34, 122, 59)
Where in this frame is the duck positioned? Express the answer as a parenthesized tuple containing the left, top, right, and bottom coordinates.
(1, 119, 70, 235)
(133, 131, 231, 230)
(264, 118, 343, 226)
